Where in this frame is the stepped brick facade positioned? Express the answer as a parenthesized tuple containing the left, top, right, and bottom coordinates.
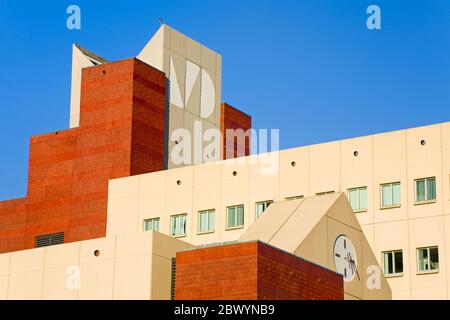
(0, 58, 251, 254)
(0, 58, 167, 253)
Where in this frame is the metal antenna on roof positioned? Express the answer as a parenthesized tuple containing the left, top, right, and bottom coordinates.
(158, 18, 164, 26)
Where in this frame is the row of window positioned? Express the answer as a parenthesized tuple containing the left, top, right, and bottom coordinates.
(143, 201, 273, 236)
(383, 246, 439, 276)
(348, 177, 436, 212)
(143, 177, 437, 237)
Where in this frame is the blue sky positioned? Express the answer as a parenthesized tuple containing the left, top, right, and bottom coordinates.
(0, 0, 449, 199)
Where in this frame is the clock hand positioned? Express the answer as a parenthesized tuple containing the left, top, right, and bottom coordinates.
(349, 258, 360, 281)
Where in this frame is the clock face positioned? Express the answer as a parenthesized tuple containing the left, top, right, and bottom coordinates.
(333, 235, 358, 282)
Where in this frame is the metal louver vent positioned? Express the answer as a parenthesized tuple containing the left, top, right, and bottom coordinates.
(35, 232, 65, 248)
(170, 258, 176, 300)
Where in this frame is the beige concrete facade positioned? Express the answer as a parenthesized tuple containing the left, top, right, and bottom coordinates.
(138, 25, 223, 168)
(0, 231, 192, 300)
(106, 121, 450, 299)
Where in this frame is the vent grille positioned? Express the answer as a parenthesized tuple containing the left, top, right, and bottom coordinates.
(170, 258, 176, 300)
(35, 232, 65, 248)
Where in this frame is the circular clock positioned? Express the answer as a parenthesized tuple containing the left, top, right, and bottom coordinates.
(333, 235, 358, 282)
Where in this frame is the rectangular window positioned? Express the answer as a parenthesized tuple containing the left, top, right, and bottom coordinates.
(383, 250, 403, 276)
(143, 218, 160, 232)
(170, 214, 187, 237)
(316, 191, 335, 196)
(415, 177, 436, 203)
(348, 187, 368, 212)
(255, 200, 273, 218)
(35, 232, 64, 248)
(381, 182, 401, 208)
(227, 205, 244, 229)
(198, 209, 215, 233)
(417, 246, 439, 273)
(285, 195, 304, 201)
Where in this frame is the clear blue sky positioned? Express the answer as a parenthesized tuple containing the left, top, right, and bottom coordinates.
(0, 0, 449, 200)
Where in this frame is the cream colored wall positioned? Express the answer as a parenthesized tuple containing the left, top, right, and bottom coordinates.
(106, 121, 450, 299)
(294, 195, 391, 300)
(0, 232, 191, 300)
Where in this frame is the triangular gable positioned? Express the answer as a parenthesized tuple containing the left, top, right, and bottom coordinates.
(239, 193, 341, 252)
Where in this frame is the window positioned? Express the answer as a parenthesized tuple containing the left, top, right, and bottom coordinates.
(198, 209, 215, 233)
(227, 205, 244, 229)
(171, 214, 187, 237)
(417, 246, 439, 273)
(381, 182, 401, 208)
(383, 250, 403, 276)
(285, 195, 304, 200)
(35, 232, 64, 248)
(316, 191, 335, 196)
(415, 177, 436, 203)
(255, 201, 273, 218)
(348, 187, 368, 212)
(143, 218, 160, 232)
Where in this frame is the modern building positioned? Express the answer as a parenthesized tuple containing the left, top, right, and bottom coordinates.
(0, 25, 449, 300)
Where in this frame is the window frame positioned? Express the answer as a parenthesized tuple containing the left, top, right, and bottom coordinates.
(315, 191, 335, 196)
(143, 217, 160, 232)
(226, 204, 245, 230)
(170, 213, 187, 238)
(347, 186, 368, 212)
(414, 177, 437, 205)
(416, 246, 439, 274)
(255, 200, 273, 219)
(285, 195, 304, 201)
(197, 209, 216, 235)
(380, 182, 401, 209)
(382, 249, 404, 277)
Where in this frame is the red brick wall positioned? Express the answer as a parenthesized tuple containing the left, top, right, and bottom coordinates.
(68, 58, 166, 243)
(0, 58, 166, 253)
(130, 59, 167, 176)
(220, 103, 251, 159)
(26, 129, 78, 248)
(175, 242, 258, 300)
(0, 199, 27, 253)
(174, 241, 343, 300)
(0, 57, 254, 254)
(257, 242, 344, 300)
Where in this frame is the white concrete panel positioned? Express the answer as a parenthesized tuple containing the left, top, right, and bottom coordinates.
(106, 196, 139, 236)
(0, 254, 11, 276)
(169, 55, 184, 109)
(137, 25, 166, 72)
(80, 237, 116, 264)
(69, 45, 97, 128)
(42, 266, 78, 300)
(200, 69, 215, 119)
(0, 276, 8, 299)
(140, 171, 167, 195)
(10, 247, 45, 274)
(8, 270, 44, 300)
(108, 175, 140, 200)
(113, 255, 152, 300)
(78, 260, 114, 299)
(45, 242, 80, 269)
(185, 60, 200, 111)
